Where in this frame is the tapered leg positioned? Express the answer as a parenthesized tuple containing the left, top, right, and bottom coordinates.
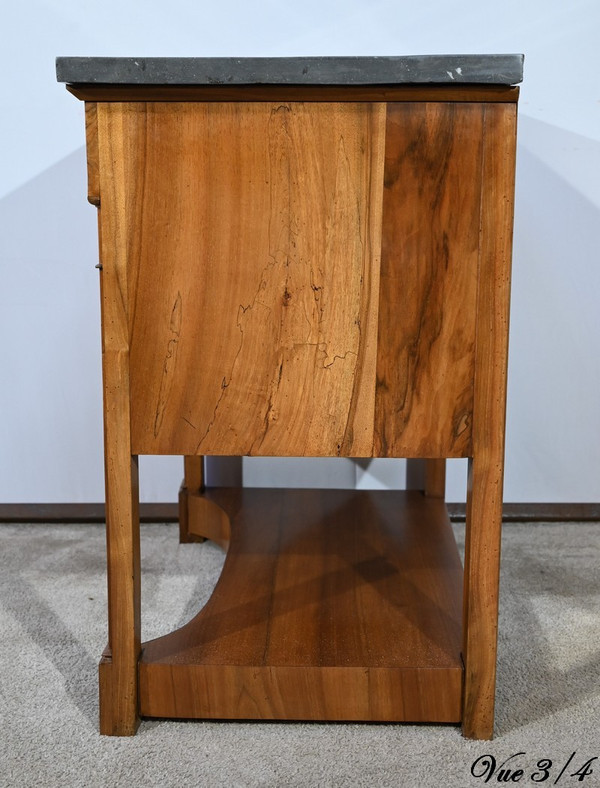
(94, 113, 143, 734)
(99, 350, 141, 735)
(461, 455, 504, 739)
(461, 102, 516, 738)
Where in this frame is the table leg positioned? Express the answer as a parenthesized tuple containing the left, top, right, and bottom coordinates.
(461, 455, 503, 739)
(461, 102, 515, 738)
(98, 351, 141, 735)
(406, 459, 446, 498)
(179, 456, 206, 543)
(425, 459, 446, 498)
(95, 141, 142, 732)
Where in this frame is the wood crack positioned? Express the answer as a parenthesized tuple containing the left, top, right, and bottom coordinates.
(153, 292, 182, 438)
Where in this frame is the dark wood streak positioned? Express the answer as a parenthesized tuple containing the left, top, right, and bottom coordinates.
(374, 102, 483, 457)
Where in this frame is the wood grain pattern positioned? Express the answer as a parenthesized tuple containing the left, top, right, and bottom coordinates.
(374, 103, 483, 457)
(68, 83, 519, 104)
(94, 115, 142, 733)
(118, 101, 385, 456)
(101, 100, 490, 459)
(461, 103, 517, 740)
(140, 664, 461, 722)
(140, 489, 463, 722)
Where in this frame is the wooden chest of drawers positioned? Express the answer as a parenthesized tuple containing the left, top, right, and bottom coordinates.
(57, 54, 522, 739)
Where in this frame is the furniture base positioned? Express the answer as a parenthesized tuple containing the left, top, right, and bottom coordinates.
(138, 487, 464, 723)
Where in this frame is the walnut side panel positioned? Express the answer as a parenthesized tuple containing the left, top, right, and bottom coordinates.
(374, 103, 483, 457)
(122, 101, 386, 457)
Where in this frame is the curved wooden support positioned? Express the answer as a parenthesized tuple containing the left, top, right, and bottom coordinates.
(139, 487, 463, 722)
(179, 457, 232, 548)
(186, 490, 231, 550)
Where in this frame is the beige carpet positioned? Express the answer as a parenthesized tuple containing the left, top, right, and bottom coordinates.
(0, 521, 598, 787)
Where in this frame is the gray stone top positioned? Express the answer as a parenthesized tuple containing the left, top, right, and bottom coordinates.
(56, 55, 523, 86)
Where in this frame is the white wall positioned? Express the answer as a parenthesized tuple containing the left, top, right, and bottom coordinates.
(1, 1, 599, 503)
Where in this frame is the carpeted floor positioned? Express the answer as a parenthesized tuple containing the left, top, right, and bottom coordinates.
(0, 521, 598, 787)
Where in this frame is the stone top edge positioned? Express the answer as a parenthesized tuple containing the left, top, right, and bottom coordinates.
(56, 55, 524, 86)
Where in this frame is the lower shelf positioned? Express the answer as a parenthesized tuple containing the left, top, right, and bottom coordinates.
(139, 488, 464, 722)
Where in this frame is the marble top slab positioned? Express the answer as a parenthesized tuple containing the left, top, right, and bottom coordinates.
(56, 55, 523, 86)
